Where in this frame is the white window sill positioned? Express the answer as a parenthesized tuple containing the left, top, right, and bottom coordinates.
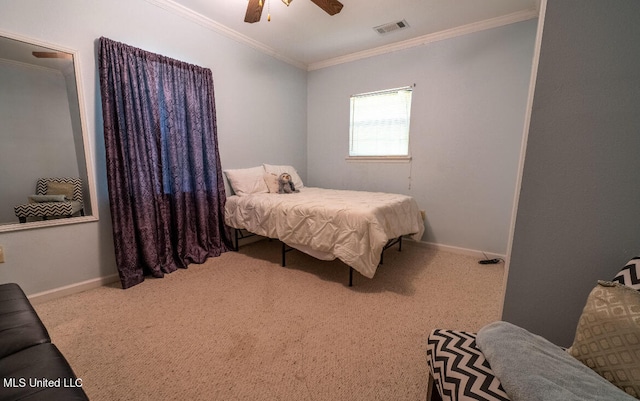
(345, 156, 412, 163)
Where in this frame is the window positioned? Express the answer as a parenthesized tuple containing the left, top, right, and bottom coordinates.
(349, 86, 413, 158)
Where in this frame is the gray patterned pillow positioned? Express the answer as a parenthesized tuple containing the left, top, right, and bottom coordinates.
(568, 281, 640, 397)
(613, 258, 640, 290)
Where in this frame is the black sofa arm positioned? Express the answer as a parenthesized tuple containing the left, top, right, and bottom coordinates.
(0, 283, 89, 400)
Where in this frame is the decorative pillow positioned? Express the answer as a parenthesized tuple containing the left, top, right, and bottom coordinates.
(613, 257, 640, 290)
(263, 172, 279, 193)
(568, 281, 640, 397)
(28, 194, 67, 203)
(224, 166, 268, 196)
(263, 164, 304, 189)
(46, 182, 74, 200)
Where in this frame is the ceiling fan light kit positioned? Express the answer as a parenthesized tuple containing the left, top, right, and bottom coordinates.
(244, 0, 342, 23)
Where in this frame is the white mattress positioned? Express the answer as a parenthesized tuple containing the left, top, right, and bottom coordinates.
(224, 187, 425, 278)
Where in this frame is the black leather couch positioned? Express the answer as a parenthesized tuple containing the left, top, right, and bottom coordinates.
(0, 283, 89, 400)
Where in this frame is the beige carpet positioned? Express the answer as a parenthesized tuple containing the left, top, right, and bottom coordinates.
(34, 240, 505, 401)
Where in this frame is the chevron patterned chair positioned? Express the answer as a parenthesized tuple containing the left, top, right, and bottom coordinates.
(14, 177, 84, 223)
(426, 257, 640, 401)
(426, 329, 508, 401)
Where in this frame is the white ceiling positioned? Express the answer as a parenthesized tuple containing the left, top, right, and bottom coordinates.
(160, 0, 538, 69)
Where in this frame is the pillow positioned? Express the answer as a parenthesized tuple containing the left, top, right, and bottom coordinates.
(46, 182, 74, 200)
(224, 166, 268, 196)
(568, 281, 640, 397)
(613, 257, 640, 290)
(28, 194, 67, 203)
(263, 164, 304, 189)
(263, 172, 279, 193)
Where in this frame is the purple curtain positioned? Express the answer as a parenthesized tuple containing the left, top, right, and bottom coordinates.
(98, 37, 233, 289)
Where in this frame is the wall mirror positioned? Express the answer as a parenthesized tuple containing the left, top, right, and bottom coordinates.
(0, 31, 98, 232)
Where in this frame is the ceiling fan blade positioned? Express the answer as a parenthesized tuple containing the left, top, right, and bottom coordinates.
(309, 0, 343, 16)
(32, 51, 72, 60)
(244, 0, 264, 23)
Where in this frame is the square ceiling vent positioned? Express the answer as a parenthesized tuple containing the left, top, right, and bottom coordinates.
(374, 19, 410, 35)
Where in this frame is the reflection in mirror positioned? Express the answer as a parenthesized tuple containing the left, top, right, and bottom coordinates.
(0, 32, 98, 232)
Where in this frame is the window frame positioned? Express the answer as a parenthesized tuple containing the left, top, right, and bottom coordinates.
(347, 86, 413, 162)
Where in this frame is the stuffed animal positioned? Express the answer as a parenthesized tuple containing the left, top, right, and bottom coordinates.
(278, 173, 299, 194)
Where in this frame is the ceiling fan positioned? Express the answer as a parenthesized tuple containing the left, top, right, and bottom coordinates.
(244, 0, 343, 23)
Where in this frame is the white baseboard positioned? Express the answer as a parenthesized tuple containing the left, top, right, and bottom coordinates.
(25, 240, 503, 304)
(405, 238, 506, 260)
(28, 274, 120, 305)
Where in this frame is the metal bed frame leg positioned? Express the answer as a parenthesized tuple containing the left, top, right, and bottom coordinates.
(281, 242, 295, 267)
(282, 241, 354, 287)
(380, 235, 404, 265)
(233, 228, 259, 252)
(282, 242, 286, 267)
(277, 237, 404, 288)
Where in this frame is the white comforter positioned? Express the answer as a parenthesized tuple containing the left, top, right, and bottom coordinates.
(224, 187, 425, 279)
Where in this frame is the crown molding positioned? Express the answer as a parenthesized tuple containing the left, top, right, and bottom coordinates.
(143, 0, 307, 70)
(143, 1, 538, 72)
(307, 8, 539, 71)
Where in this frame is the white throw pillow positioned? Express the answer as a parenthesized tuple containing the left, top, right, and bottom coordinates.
(224, 166, 268, 196)
(263, 172, 280, 193)
(263, 164, 304, 189)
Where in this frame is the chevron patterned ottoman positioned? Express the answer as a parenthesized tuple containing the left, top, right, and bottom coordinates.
(13, 177, 84, 223)
(426, 329, 510, 401)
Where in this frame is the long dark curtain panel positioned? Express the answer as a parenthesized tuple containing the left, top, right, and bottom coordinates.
(98, 37, 232, 289)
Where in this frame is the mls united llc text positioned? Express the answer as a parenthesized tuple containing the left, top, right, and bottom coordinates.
(3, 377, 83, 388)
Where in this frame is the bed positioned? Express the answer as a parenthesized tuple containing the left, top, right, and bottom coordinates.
(223, 164, 425, 285)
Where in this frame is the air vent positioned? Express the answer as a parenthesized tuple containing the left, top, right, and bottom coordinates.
(374, 19, 409, 35)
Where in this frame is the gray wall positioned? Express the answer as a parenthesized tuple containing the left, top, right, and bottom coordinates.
(0, 0, 307, 295)
(0, 62, 79, 223)
(307, 20, 537, 255)
(503, 0, 640, 346)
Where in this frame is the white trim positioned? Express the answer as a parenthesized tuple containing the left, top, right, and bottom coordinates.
(143, 0, 307, 70)
(25, 239, 501, 304)
(308, 8, 539, 71)
(28, 274, 120, 305)
(0, 29, 100, 233)
(345, 156, 411, 163)
(0, 29, 76, 55)
(499, 0, 546, 319)
(0, 215, 99, 233)
(72, 45, 100, 225)
(142, 1, 537, 71)
(405, 238, 506, 261)
(352, 85, 413, 98)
